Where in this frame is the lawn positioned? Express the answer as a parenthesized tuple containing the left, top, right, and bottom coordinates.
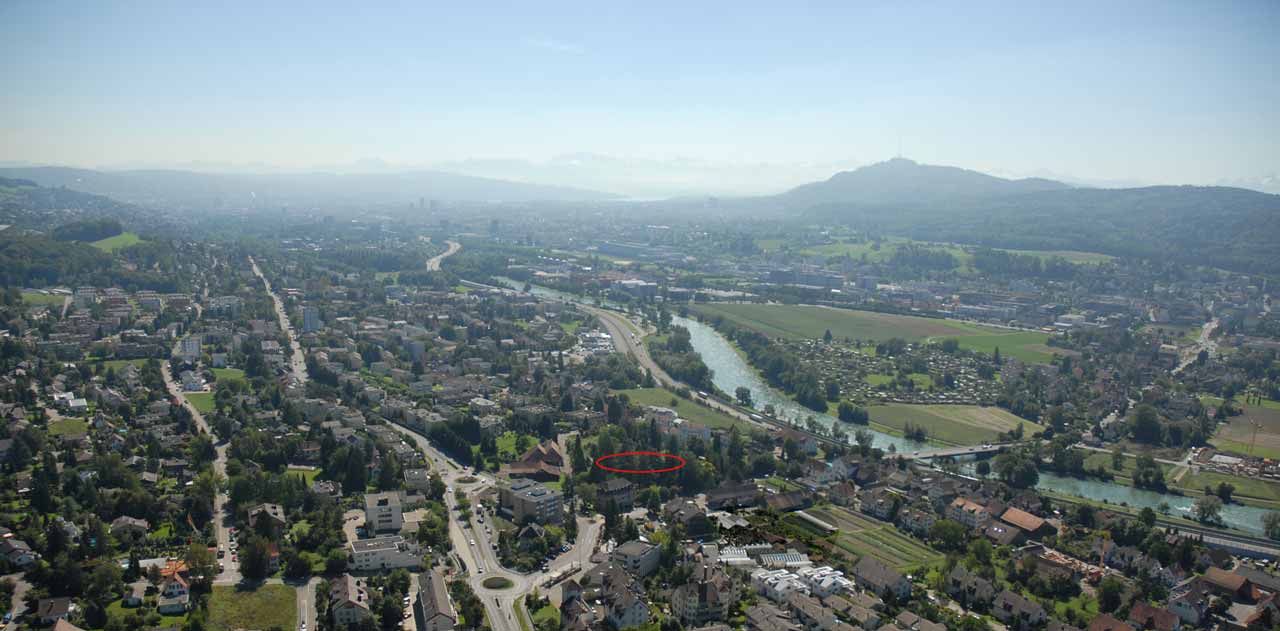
(212, 367, 245, 382)
(532, 602, 560, 627)
(208, 584, 297, 631)
(1210, 397, 1280, 459)
(690, 303, 1056, 363)
(287, 466, 321, 485)
(184, 392, 216, 414)
(104, 600, 187, 629)
(91, 231, 144, 252)
(867, 404, 1038, 445)
(802, 504, 941, 572)
(614, 387, 753, 431)
(48, 418, 88, 436)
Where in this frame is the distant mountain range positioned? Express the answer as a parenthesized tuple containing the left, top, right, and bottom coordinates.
(0, 166, 617, 211)
(772, 158, 1280, 276)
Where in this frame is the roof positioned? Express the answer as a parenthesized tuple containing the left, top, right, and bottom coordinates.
(417, 569, 457, 622)
(1000, 507, 1047, 532)
(1204, 566, 1248, 592)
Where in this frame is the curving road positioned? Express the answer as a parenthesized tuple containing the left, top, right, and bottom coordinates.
(427, 240, 461, 271)
(385, 420, 601, 631)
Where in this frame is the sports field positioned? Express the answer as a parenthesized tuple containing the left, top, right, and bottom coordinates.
(801, 505, 941, 571)
(691, 303, 1056, 363)
(1210, 397, 1280, 459)
(869, 404, 1038, 445)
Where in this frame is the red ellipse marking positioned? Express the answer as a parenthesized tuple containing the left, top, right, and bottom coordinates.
(594, 451, 686, 474)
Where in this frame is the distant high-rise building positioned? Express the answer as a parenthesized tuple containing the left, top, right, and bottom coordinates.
(302, 306, 321, 333)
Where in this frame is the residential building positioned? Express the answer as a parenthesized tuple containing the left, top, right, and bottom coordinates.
(610, 541, 661, 578)
(672, 564, 732, 626)
(414, 569, 457, 631)
(499, 478, 564, 525)
(330, 574, 373, 626)
(599, 478, 635, 512)
(852, 557, 911, 600)
(350, 536, 422, 571)
(365, 491, 404, 533)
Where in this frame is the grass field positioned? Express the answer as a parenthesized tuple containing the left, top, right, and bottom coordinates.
(1080, 450, 1176, 481)
(1180, 470, 1280, 506)
(208, 584, 296, 631)
(691, 303, 1056, 363)
(1209, 398, 1280, 459)
(614, 387, 753, 431)
(802, 504, 941, 572)
(212, 367, 245, 382)
(868, 404, 1038, 445)
(93, 358, 148, 370)
(48, 417, 88, 436)
(91, 231, 143, 252)
(184, 392, 215, 414)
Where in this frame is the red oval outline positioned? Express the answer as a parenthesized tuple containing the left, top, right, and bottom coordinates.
(594, 451, 687, 474)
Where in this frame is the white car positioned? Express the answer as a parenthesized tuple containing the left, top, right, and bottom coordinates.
(469, 539, 476, 546)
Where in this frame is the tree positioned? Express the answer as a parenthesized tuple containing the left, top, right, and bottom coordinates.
(1097, 576, 1125, 612)
(1129, 404, 1163, 444)
(1193, 495, 1223, 524)
(185, 543, 218, 592)
(838, 403, 869, 424)
(1263, 512, 1280, 541)
(1215, 482, 1235, 503)
(928, 519, 968, 552)
(735, 387, 753, 408)
(993, 449, 1039, 488)
(1111, 448, 1124, 471)
(823, 329, 833, 343)
(240, 535, 273, 580)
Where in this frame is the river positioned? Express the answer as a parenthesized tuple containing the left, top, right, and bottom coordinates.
(497, 278, 1271, 534)
(673, 315, 1272, 535)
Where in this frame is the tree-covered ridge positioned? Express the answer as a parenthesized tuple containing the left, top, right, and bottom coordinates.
(808, 185, 1280, 275)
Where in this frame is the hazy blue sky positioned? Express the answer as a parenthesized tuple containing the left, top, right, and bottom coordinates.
(2, 1, 1278, 191)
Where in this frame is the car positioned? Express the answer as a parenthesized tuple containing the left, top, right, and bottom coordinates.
(541, 564, 549, 572)
(469, 539, 476, 546)
(4, 613, 13, 623)
(478, 567, 485, 574)
(403, 597, 411, 605)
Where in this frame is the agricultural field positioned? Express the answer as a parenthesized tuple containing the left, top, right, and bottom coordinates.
(691, 303, 1056, 363)
(1209, 397, 1280, 460)
(614, 387, 752, 431)
(868, 404, 1038, 445)
(802, 504, 941, 572)
(208, 584, 297, 631)
(91, 231, 144, 252)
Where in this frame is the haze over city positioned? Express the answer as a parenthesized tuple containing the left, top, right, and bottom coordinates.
(3, 1, 1279, 195)
(4, 4, 1280, 631)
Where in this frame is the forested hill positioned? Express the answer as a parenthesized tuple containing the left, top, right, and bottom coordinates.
(805, 184, 1280, 275)
(0, 176, 160, 234)
(779, 158, 1072, 206)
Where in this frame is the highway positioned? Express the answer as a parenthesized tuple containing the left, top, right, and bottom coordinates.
(427, 240, 461, 271)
